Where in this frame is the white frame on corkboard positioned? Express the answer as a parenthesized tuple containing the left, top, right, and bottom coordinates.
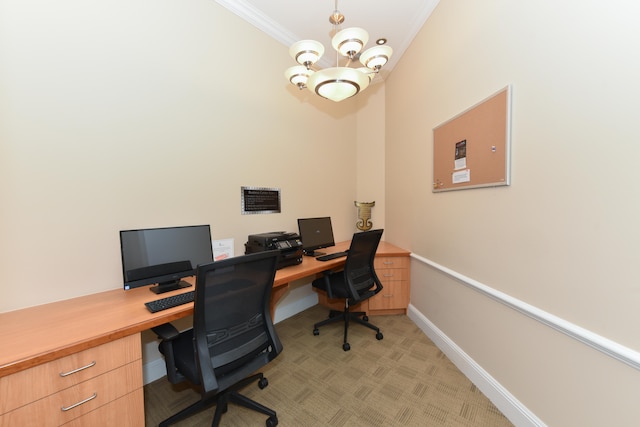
(433, 85, 512, 192)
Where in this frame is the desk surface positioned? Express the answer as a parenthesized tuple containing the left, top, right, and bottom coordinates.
(0, 241, 409, 377)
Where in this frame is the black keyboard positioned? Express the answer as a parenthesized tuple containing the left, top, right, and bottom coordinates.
(145, 291, 195, 313)
(316, 251, 349, 262)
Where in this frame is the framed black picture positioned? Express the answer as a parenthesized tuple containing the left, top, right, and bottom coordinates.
(241, 186, 281, 214)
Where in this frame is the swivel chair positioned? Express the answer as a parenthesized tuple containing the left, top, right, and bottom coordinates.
(152, 251, 282, 427)
(312, 229, 384, 351)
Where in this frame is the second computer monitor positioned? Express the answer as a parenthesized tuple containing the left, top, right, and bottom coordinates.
(297, 217, 335, 257)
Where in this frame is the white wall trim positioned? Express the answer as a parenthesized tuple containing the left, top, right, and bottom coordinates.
(215, 0, 298, 46)
(143, 357, 167, 385)
(408, 304, 547, 427)
(411, 253, 640, 371)
(214, 0, 439, 73)
(273, 292, 318, 324)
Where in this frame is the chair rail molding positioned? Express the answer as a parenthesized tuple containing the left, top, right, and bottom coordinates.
(410, 253, 640, 371)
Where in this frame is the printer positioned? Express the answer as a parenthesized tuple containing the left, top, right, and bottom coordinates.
(244, 231, 303, 270)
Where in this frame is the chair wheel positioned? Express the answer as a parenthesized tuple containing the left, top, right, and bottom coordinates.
(258, 377, 268, 389)
(343, 342, 350, 351)
(266, 415, 278, 427)
(376, 332, 383, 340)
(313, 328, 320, 336)
(363, 315, 369, 321)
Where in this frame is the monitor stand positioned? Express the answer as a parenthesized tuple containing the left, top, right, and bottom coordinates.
(150, 280, 192, 294)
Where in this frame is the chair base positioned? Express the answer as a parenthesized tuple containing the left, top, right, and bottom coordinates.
(313, 306, 383, 351)
(159, 373, 278, 427)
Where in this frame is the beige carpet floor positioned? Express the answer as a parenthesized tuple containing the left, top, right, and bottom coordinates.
(144, 305, 513, 426)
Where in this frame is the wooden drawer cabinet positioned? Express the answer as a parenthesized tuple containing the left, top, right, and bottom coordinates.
(64, 390, 144, 427)
(375, 266, 410, 282)
(374, 256, 409, 271)
(0, 362, 142, 426)
(0, 333, 141, 414)
(0, 334, 143, 426)
(368, 281, 410, 312)
(369, 256, 410, 315)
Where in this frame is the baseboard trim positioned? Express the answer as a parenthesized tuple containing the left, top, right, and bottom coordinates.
(273, 292, 318, 324)
(408, 304, 546, 427)
(143, 357, 167, 385)
(411, 253, 640, 371)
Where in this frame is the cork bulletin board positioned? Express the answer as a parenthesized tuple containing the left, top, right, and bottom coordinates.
(433, 85, 512, 192)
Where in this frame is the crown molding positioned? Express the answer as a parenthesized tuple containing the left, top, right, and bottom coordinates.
(215, 0, 440, 73)
(215, 0, 298, 46)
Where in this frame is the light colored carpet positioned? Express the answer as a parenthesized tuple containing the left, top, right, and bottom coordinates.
(144, 305, 513, 426)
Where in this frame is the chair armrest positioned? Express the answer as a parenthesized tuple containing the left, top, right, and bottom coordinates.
(152, 323, 180, 341)
(151, 323, 186, 384)
(321, 270, 336, 299)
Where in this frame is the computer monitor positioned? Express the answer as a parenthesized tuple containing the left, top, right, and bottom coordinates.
(119, 225, 214, 294)
(297, 217, 335, 257)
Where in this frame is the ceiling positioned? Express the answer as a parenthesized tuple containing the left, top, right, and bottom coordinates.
(215, 0, 440, 74)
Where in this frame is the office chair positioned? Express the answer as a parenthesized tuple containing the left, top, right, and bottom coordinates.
(152, 251, 282, 427)
(312, 229, 384, 351)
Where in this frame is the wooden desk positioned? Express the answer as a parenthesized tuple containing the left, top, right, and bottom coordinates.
(0, 240, 409, 425)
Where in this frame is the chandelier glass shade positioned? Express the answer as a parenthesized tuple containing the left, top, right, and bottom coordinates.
(285, 4, 392, 103)
(332, 27, 368, 58)
(307, 67, 370, 102)
(289, 40, 324, 68)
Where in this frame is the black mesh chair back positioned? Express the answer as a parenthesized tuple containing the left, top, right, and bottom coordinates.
(154, 251, 282, 427)
(194, 251, 282, 394)
(342, 229, 384, 303)
(312, 229, 384, 351)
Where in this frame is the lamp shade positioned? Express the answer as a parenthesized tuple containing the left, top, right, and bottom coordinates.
(306, 67, 370, 102)
(289, 40, 324, 68)
(331, 27, 369, 58)
(285, 66, 314, 89)
(360, 45, 393, 70)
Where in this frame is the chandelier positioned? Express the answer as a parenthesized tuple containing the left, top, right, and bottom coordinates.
(284, 1, 393, 103)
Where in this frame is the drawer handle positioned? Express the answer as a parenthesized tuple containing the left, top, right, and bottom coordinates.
(383, 274, 394, 278)
(59, 361, 96, 377)
(382, 294, 394, 298)
(61, 393, 97, 412)
(383, 261, 394, 265)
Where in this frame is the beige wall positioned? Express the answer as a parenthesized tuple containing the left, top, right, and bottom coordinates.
(0, 0, 386, 313)
(386, 0, 640, 425)
(5, 0, 639, 424)
(356, 82, 386, 231)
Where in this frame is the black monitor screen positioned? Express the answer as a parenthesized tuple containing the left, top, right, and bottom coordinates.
(297, 217, 335, 257)
(119, 225, 213, 294)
